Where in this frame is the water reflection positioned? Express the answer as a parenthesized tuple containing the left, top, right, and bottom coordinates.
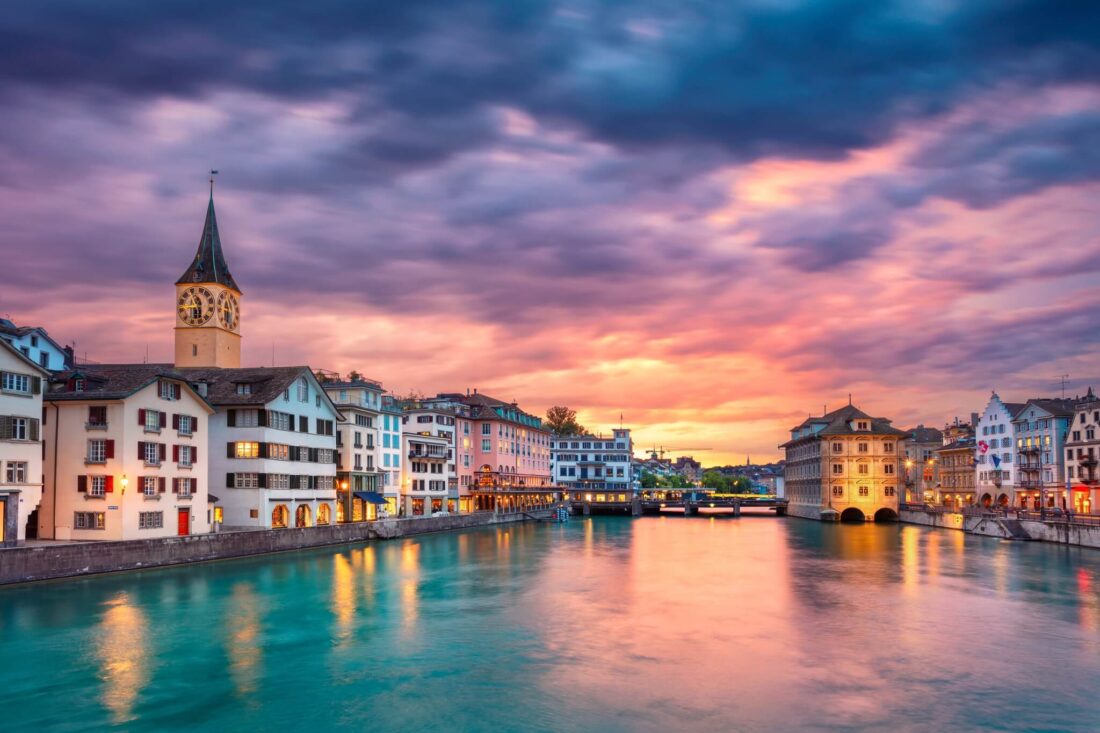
(331, 553, 356, 646)
(400, 541, 419, 636)
(95, 592, 148, 723)
(225, 582, 262, 698)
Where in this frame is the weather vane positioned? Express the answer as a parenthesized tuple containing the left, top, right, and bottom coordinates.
(209, 168, 219, 196)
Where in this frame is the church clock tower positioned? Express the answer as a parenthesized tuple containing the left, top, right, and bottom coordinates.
(174, 186, 242, 368)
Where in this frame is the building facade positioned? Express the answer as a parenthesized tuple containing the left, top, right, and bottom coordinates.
(379, 398, 403, 513)
(401, 405, 457, 516)
(901, 425, 943, 503)
(974, 392, 1024, 507)
(42, 366, 214, 540)
(0, 340, 49, 544)
(551, 428, 634, 496)
(1065, 389, 1099, 514)
(935, 419, 976, 507)
(780, 404, 905, 522)
(1011, 398, 1075, 510)
(325, 377, 386, 522)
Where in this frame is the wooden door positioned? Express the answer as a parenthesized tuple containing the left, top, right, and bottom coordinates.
(177, 508, 190, 536)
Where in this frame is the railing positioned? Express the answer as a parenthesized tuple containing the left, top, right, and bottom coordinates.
(1017, 510, 1100, 527)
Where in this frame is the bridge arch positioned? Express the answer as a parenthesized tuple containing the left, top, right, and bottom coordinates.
(873, 507, 899, 523)
(840, 507, 866, 523)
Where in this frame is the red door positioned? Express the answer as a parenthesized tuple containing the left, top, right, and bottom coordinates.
(177, 508, 190, 536)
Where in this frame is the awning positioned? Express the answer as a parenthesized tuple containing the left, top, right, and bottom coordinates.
(207, 494, 220, 503)
(353, 491, 388, 505)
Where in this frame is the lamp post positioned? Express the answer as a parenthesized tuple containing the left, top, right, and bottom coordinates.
(120, 475, 128, 495)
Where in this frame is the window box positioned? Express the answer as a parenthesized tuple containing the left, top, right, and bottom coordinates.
(85, 422, 109, 431)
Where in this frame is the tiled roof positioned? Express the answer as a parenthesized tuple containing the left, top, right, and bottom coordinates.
(176, 194, 240, 291)
(45, 363, 209, 405)
(905, 425, 944, 444)
(1016, 398, 1078, 419)
(782, 403, 907, 447)
(176, 366, 311, 405)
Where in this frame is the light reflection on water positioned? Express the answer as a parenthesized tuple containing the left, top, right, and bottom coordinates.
(1, 517, 1099, 732)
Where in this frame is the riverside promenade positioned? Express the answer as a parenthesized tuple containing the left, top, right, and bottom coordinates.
(900, 503, 1100, 549)
(0, 507, 557, 585)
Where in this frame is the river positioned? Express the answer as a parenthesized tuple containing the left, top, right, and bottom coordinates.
(2, 516, 1099, 732)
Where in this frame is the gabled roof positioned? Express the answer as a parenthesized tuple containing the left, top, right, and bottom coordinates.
(176, 366, 318, 407)
(0, 338, 51, 376)
(0, 319, 69, 361)
(904, 425, 944, 444)
(1014, 398, 1078, 419)
(782, 403, 907, 447)
(176, 194, 240, 291)
(45, 363, 212, 410)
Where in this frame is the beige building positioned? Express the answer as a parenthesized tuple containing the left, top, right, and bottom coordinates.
(42, 366, 214, 540)
(901, 425, 943, 503)
(935, 419, 976, 507)
(780, 404, 906, 522)
(0, 339, 49, 544)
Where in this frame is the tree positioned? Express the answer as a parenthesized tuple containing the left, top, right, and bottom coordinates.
(545, 406, 586, 436)
(347, 369, 363, 382)
(639, 471, 659, 489)
(701, 471, 731, 492)
(730, 476, 754, 493)
(667, 474, 692, 489)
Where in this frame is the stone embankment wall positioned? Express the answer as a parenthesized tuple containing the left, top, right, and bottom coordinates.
(900, 509, 1100, 549)
(0, 510, 550, 586)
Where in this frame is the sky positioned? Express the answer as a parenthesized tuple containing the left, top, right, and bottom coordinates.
(2, 1, 1099, 464)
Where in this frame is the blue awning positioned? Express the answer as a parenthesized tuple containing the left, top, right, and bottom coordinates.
(353, 491, 387, 504)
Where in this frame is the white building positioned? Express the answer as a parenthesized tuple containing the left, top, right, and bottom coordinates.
(324, 376, 386, 521)
(0, 318, 71, 372)
(183, 366, 341, 530)
(1012, 397, 1076, 510)
(0, 339, 48, 544)
(551, 428, 634, 496)
(401, 405, 457, 516)
(42, 365, 214, 540)
(974, 392, 1024, 506)
(1065, 389, 1099, 514)
(380, 397, 403, 511)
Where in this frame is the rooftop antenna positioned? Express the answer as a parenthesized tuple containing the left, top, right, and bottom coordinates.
(1060, 374, 1070, 400)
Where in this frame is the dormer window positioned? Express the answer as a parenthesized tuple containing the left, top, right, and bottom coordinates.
(856, 421, 869, 431)
(74, 378, 86, 392)
(236, 383, 253, 395)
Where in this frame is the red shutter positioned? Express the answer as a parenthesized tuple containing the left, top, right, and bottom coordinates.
(159, 411, 167, 429)
(173, 413, 180, 430)
(193, 446, 198, 463)
(172, 478, 179, 494)
(138, 408, 146, 426)
(173, 445, 180, 463)
(173, 384, 181, 400)
(159, 443, 166, 462)
(191, 417, 198, 434)
(105, 440, 115, 459)
(105, 475, 114, 493)
(138, 441, 145, 458)
(159, 476, 166, 494)
(77, 475, 87, 493)
(88, 406, 95, 422)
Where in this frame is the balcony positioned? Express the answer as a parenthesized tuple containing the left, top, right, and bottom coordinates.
(1016, 478, 1043, 488)
(85, 421, 108, 431)
(408, 449, 450, 460)
(1078, 455, 1098, 466)
(1018, 445, 1040, 454)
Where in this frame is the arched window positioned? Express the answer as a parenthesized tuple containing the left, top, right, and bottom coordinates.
(272, 504, 289, 528)
(317, 503, 331, 525)
(295, 504, 312, 528)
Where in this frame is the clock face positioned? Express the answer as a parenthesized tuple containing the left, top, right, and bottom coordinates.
(217, 291, 240, 331)
(177, 287, 215, 326)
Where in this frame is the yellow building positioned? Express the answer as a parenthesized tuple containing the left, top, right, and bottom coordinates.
(780, 404, 906, 522)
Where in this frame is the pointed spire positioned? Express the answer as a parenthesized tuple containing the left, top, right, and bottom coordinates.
(176, 183, 240, 291)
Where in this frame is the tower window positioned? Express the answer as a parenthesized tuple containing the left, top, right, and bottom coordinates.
(192, 345, 198, 356)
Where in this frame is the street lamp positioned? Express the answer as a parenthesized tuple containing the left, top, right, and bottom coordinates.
(120, 475, 128, 495)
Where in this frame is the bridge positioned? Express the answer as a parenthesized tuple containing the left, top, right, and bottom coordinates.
(564, 489, 788, 517)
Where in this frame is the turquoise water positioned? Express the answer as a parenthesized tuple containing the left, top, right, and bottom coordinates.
(2, 517, 1100, 732)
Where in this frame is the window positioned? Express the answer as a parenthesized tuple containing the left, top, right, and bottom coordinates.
(832, 486, 843, 496)
(236, 382, 254, 395)
(832, 464, 843, 475)
(857, 421, 868, 430)
(267, 443, 289, 461)
(857, 442, 869, 453)
(858, 464, 868, 475)
(88, 405, 108, 427)
(139, 512, 163, 529)
(317, 449, 334, 464)
(176, 478, 193, 496)
(10, 417, 28, 440)
(234, 473, 260, 488)
(1, 372, 30, 393)
(90, 475, 107, 496)
(178, 445, 193, 467)
(178, 414, 193, 436)
(481, 439, 491, 452)
(236, 442, 260, 458)
(832, 442, 843, 453)
(159, 381, 177, 400)
(268, 474, 290, 490)
(236, 409, 260, 427)
(884, 464, 895, 475)
(88, 439, 107, 463)
(297, 377, 309, 402)
(142, 476, 158, 496)
(884, 487, 896, 497)
(5, 461, 27, 483)
(144, 442, 161, 465)
(74, 512, 105, 530)
(145, 409, 161, 432)
(858, 486, 869, 497)
(884, 442, 894, 453)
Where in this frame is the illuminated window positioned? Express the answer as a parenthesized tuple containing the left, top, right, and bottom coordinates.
(858, 487, 869, 497)
(236, 442, 260, 458)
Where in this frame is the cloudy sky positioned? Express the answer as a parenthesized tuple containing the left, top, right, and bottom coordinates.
(3, 1, 1099, 463)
